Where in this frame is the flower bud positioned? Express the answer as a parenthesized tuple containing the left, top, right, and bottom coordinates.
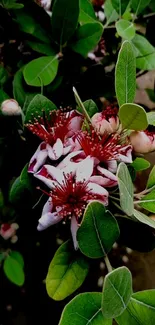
(91, 106, 119, 135)
(0, 223, 19, 240)
(1, 99, 22, 116)
(129, 131, 155, 153)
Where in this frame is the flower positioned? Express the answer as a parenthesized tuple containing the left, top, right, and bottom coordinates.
(0, 223, 19, 243)
(26, 110, 83, 173)
(91, 106, 119, 135)
(129, 130, 155, 153)
(35, 157, 109, 249)
(1, 99, 22, 116)
(35, 0, 51, 10)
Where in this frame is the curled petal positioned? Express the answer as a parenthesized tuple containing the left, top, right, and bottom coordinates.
(76, 156, 94, 182)
(106, 160, 117, 173)
(28, 142, 48, 173)
(47, 138, 63, 160)
(96, 166, 118, 187)
(87, 182, 109, 205)
(36, 165, 64, 184)
(57, 150, 83, 169)
(67, 116, 83, 137)
(37, 212, 62, 231)
(70, 215, 79, 250)
(117, 145, 132, 163)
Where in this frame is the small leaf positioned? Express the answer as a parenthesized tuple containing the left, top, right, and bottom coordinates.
(79, 0, 96, 25)
(0, 89, 9, 105)
(71, 22, 104, 57)
(104, 0, 119, 25)
(139, 191, 155, 213)
(115, 41, 136, 106)
(10, 251, 24, 268)
(59, 292, 112, 325)
(46, 241, 89, 301)
(119, 103, 148, 130)
(146, 90, 155, 104)
(147, 166, 155, 188)
(131, 0, 151, 15)
(0, 66, 8, 86)
(116, 290, 155, 325)
(26, 41, 56, 56)
(131, 157, 150, 171)
(3, 256, 25, 286)
(77, 201, 120, 258)
(116, 20, 135, 40)
(23, 56, 59, 87)
(25, 94, 57, 123)
(102, 266, 132, 318)
(51, 0, 79, 46)
(111, 0, 129, 15)
(82, 99, 98, 117)
(132, 34, 155, 70)
(13, 68, 29, 107)
(133, 209, 155, 229)
(117, 162, 134, 216)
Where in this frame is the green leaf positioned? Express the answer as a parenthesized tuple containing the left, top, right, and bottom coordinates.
(147, 166, 155, 188)
(115, 41, 136, 106)
(117, 162, 134, 216)
(104, 0, 119, 25)
(131, 157, 150, 171)
(133, 209, 155, 229)
(0, 89, 9, 105)
(13, 68, 26, 107)
(1, 0, 24, 9)
(146, 89, 155, 103)
(131, 0, 151, 15)
(25, 94, 57, 123)
(10, 251, 24, 268)
(119, 103, 148, 130)
(139, 191, 155, 213)
(116, 290, 155, 325)
(15, 10, 50, 43)
(147, 111, 155, 126)
(3, 255, 25, 286)
(111, 0, 129, 15)
(51, 0, 79, 46)
(77, 201, 120, 258)
(79, 0, 96, 25)
(102, 266, 132, 318)
(23, 56, 59, 87)
(9, 177, 26, 204)
(46, 241, 89, 301)
(71, 22, 104, 57)
(116, 20, 135, 40)
(26, 41, 56, 56)
(0, 66, 8, 86)
(83, 99, 98, 117)
(59, 292, 112, 325)
(20, 163, 33, 191)
(132, 34, 155, 70)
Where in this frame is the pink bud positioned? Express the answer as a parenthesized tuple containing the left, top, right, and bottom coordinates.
(91, 107, 119, 135)
(130, 131, 155, 153)
(1, 99, 22, 116)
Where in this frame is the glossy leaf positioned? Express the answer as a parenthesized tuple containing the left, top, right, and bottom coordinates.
(119, 103, 148, 130)
(23, 56, 59, 87)
(10, 251, 24, 268)
(132, 34, 155, 70)
(26, 41, 56, 56)
(71, 22, 104, 57)
(133, 209, 155, 229)
(116, 20, 135, 40)
(25, 94, 57, 123)
(83, 99, 98, 117)
(102, 267, 132, 318)
(104, 0, 119, 25)
(79, 0, 96, 25)
(46, 241, 89, 301)
(3, 256, 25, 286)
(116, 290, 155, 325)
(59, 292, 112, 325)
(147, 166, 155, 189)
(115, 41, 136, 106)
(131, 0, 151, 15)
(131, 157, 150, 171)
(77, 201, 120, 258)
(51, 0, 79, 46)
(111, 0, 129, 15)
(117, 162, 134, 216)
(139, 191, 155, 213)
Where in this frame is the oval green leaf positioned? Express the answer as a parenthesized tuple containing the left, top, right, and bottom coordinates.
(133, 209, 155, 229)
(132, 34, 155, 70)
(119, 103, 148, 130)
(77, 201, 120, 259)
(83, 99, 98, 117)
(25, 94, 57, 123)
(23, 56, 59, 87)
(71, 22, 104, 57)
(131, 157, 150, 171)
(104, 0, 119, 25)
(10, 251, 24, 268)
(147, 112, 155, 126)
(116, 20, 135, 40)
(59, 292, 112, 325)
(147, 166, 155, 189)
(46, 241, 89, 301)
(3, 256, 25, 286)
(111, 0, 129, 15)
(116, 289, 155, 325)
(117, 162, 134, 216)
(131, 0, 151, 15)
(79, 0, 96, 25)
(139, 191, 155, 213)
(102, 266, 132, 318)
(115, 41, 136, 106)
(51, 0, 79, 46)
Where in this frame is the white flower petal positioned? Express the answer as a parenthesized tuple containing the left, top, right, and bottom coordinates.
(76, 156, 94, 182)
(53, 138, 64, 159)
(37, 212, 62, 231)
(87, 182, 109, 205)
(28, 142, 48, 173)
(70, 215, 79, 250)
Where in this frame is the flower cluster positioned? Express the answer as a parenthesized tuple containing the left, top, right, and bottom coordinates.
(0, 223, 19, 243)
(26, 106, 132, 249)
